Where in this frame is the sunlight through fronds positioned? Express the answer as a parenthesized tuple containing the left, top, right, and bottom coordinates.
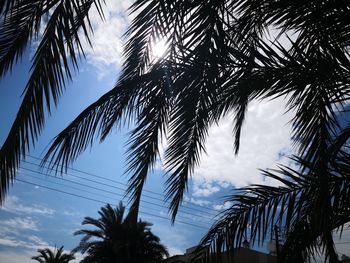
(151, 39, 168, 59)
(1, 1, 350, 261)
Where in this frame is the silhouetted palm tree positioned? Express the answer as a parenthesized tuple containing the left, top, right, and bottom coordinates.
(31, 246, 75, 263)
(73, 202, 169, 263)
(200, 140, 350, 262)
(1, 1, 350, 261)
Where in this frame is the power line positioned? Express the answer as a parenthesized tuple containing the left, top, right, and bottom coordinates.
(19, 173, 209, 226)
(24, 156, 219, 215)
(15, 177, 210, 230)
(25, 155, 171, 198)
(20, 164, 217, 221)
(19, 171, 126, 202)
(21, 170, 350, 246)
(23, 160, 218, 218)
(20, 165, 215, 221)
(26, 155, 219, 214)
(23, 156, 350, 239)
(18, 170, 214, 225)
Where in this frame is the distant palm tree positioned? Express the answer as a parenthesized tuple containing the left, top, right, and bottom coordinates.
(73, 202, 169, 263)
(31, 246, 75, 263)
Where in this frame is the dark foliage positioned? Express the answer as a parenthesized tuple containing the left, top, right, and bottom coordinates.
(31, 246, 75, 263)
(73, 202, 169, 263)
(1, 1, 350, 261)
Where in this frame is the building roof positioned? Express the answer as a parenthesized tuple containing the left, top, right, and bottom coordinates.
(164, 247, 277, 263)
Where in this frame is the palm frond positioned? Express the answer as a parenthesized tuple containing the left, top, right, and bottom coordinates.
(32, 246, 74, 263)
(200, 134, 350, 262)
(0, 0, 22, 15)
(121, 0, 176, 81)
(164, 86, 213, 222)
(42, 84, 129, 172)
(244, 38, 350, 162)
(0, 0, 105, 202)
(266, 1, 350, 49)
(2, 2, 350, 250)
(200, 166, 312, 252)
(74, 202, 168, 262)
(124, 65, 170, 221)
(162, 0, 238, 221)
(0, 0, 57, 77)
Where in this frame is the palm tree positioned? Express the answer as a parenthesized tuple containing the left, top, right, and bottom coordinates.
(1, 0, 350, 260)
(73, 202, 169, 263)
(31, 246, 75, 263)
(200, 139, 350, 262)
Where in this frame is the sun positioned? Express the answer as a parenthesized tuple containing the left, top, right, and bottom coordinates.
(151, 39, 168, 59)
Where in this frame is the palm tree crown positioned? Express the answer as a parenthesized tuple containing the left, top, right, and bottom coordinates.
(73, 202, 169, 263)
(31, 246, 75, 263)
(1, 0, 350, 261)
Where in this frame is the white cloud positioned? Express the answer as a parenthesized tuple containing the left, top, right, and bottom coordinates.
(72, 253, 85, 263)
(154, 98, 294, 197)
(192, 181, 220, 197)
(0, 217, 38, 232)
(1, 196, 55, 216)
(0, 250, 33, 263)
(192, 97, 294, 189)
(81, 0, 133, 78)
(217, 181, 230, 188)
(27, 235, 48, 247)
(0, 238, 21, 247)
(62, 209, 82, 217)
(184, 197, 211, 207)
(0, 235, 48, 250)
(213, 201, 233, 211)
(167, 246, 184, 256)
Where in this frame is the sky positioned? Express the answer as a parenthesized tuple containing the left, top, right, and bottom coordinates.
(0, 1, 349, 263)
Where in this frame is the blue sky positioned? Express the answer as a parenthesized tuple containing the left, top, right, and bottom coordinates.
(1, 1, 349, 262)
(0, 49, 215, 261)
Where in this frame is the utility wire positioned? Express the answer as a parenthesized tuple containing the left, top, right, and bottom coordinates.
(21, 160, 350, 236)
(22, 156, 218, 217)
(20, 161, 216, 220)
(22, 155, 217, 216)
(14, 172, 350, 256)
(20, 165, 216, 223)
(15, 177, 210, 230)
(23, 156, 350, 243)
(18, 170, 214, 224)
(19, 171, 126, 202)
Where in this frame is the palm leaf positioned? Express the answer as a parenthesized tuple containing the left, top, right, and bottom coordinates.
(0, 0, 58, 77)
(200, 128, 350, 262)
(43, 83, 130, 172)
(74, 202, 168, 262)
(124, 64, 171, 222)
(0, 0, 104, 202)
(32, 246, 74, 263)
